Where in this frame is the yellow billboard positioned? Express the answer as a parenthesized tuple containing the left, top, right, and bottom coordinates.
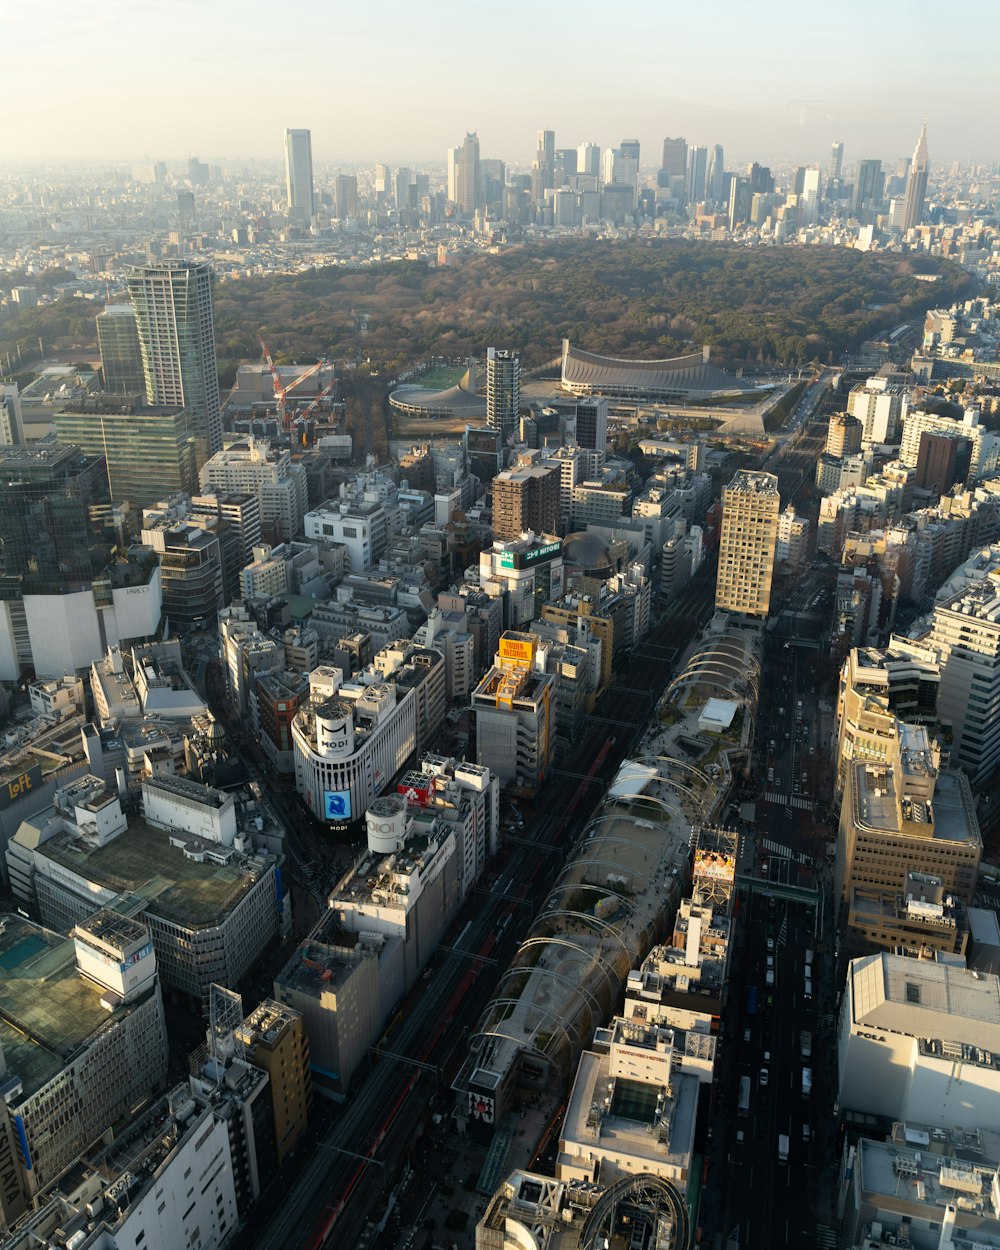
(499, 635, 535, 665)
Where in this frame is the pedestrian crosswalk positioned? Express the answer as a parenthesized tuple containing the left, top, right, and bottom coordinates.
(763, 790, 812, 810)
(761, 838, 810, 865)
(815, 1224, 838, 1248)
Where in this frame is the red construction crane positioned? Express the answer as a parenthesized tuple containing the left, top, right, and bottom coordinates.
(258, 339, 329, 429)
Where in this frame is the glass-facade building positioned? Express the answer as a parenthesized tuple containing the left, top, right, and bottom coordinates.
(96, 304, 145, 395)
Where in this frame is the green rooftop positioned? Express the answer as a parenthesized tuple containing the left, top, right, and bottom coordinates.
(42, 817, 261, 927)
(0, 915, 112, 1100)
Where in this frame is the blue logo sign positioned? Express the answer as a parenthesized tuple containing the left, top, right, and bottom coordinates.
(324, 790, 352, 821)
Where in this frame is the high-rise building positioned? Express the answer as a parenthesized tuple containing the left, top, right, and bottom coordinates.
(0, 385, 23, 446)
(852, 159, 884, 223)
(199, 436, 307, 543)
(125, 260, 222, 466)
(577, 142, 601, 178)
(283, 127, 315, 221)
(532, 129, 556, 202)
(661, 137, 688, 178)
(393, 166, 412, 210)
(472, 631, 555, 795)
(686, 145, 708, 203)
(706, 144, 725, 206)
(335, 173, 358, 218)
(830, 140, 844, 181)
(727, 175, 751, 229)
(715, 470, 779, 616)
(491, 457, 561, 541)
(826, 412, 864, 458)
(900, 121, 929, 233)
(574, 396, 608, 453)
(96, 303, 145, 394)
(486, 347, 520, 444)
(454, 132, 480, 214)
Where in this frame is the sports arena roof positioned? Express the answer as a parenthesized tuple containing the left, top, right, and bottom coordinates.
(389, 361, 488, 420)
(560, 338, 756, 402)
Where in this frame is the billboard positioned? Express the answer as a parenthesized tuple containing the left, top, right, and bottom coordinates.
(0, 764, 43, 811)
(693, 850, 735, 882)
(469, 1092, 495, 1123)
(498, 635, 534, 665)
(398, 779, 433, 806)
(497, 540, 561, 570)
(323, 789, 352, 821)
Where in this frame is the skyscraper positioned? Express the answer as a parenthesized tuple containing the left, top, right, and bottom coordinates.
(454, 132, 480, 215)
(900, 122, 929, 233)
(660, 136, 688, 178)
(686, 145, 708, 203)
(532, 129, 555, 201)
(335, 173, 358, 218)
(706, 144, 725, 207)
(830, 140, 844, 181)
(125, 260, 222, 467)
(284, 128, 314, 222)
(852, 159, 884, 223)
(715, 470, 779, 617)
(97, 304, 145, 394)
(577, 142, 601, 178)
(486, 347, 520, 444)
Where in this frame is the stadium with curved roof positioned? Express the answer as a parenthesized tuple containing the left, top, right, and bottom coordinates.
(388, 360, 488, 420)
(561, 338, 757, 403)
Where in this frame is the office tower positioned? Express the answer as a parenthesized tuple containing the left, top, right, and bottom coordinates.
(799, 167, 821, 225)
(486, 347, 520, 444)
(188, 155, 209, 185)
(555, 148, 578, 181)
(715, 470, 779, 616)
(97, 303, 145, 394)
(747, 162, 773, 195)
(620, 139, 640, 166)
(727, 175, 751, 229)
(848, 376, 907, 446)
(374, 162, 391, 205)
(852, 158, 884, 222)
(532, 128, 555, 201)
(491, 458, 560, 541)
(447, 146, 459, 202)
(0, 444, 110, 591)
(454, 132, 480, 214)
(480, 158, 506, 207)
(465, 425, 504, 483)
(686, 145, 708, 203)
(55, 394, 198, 506)
(577, 142, 601, 177)
(177, 188, 195, 229)
(335, 172, 358, 218)
(661, 136, 687, 177)
(141, 509, 224, 628)
(575, 396, 608, 454)
(284, 127, 314, 221)
(393, 166, 412, 209)
(830, 140, 844, 181)
(901, 122, 929, 232)
(125, 260, 222, 466)
(706, 144, 725, 206)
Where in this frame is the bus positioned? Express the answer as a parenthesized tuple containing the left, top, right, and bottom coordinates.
(738, 1076, 751, 1117)
(747, 986, 757, 1017)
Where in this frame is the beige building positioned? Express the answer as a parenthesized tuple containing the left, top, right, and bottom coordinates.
(715, 470, 779, 617)
(491, 457, 560, 541)
(236, 999, 312, 1166)
(826, 411, 863, 458)
(471, 632, 555, 795)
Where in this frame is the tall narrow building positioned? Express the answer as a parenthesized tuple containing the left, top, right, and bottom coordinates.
(486, 347, 520, 444)
(284, 127, 315, 222)
(96, 304, 145, 394)
(125, 260, 222, 467)
(532, 129, 555, 201)
(454, 132, 481, 215)
(900, 122, 929, 233)
(706, 144, 725, 207)
(715, 470, 780, 617)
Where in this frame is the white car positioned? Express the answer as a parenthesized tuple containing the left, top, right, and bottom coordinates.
(759, 1068, 769, 1087)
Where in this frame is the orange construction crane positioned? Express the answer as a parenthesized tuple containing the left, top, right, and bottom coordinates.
(259, 339, 329, 429)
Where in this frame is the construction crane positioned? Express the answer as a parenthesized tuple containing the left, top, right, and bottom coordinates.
(258, 338, 329, 430)
(291, 373, 338, 446)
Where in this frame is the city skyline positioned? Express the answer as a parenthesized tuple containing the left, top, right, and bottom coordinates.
(3, 0, 999, 165)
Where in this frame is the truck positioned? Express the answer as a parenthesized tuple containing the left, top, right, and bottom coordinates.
(778, 1133, 789, 1164)
(801, 1030, 812, 1061)
(801, 1068, 812, 1098)
(747, 986, 757, 1017)
(738, 1075, 751, 1117)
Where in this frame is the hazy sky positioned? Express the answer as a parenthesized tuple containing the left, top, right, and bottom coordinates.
(3, 0, 998, 168)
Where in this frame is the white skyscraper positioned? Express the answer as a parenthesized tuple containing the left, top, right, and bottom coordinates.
(284, 128, 315, 222)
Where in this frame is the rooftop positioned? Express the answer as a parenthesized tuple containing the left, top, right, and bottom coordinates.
(0, 915, 142, 1103)
(37, 813, 269, 927)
